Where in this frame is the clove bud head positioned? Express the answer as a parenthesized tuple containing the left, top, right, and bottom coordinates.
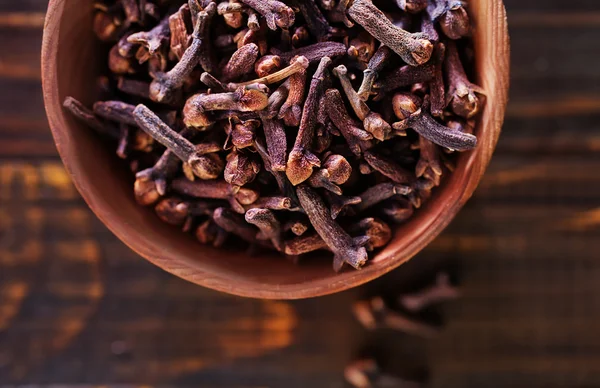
(286, 150, 322, 186)
(410, 38, 434, 66)
(236, 87, 270, 111)
(224, 152, 261, 186)
(363, 112, 392, 141)
(440, 4, 470, 40)
(392, 92, 422, 121)
(149, 74, 183, 105)
(308, 154, 352, 195)
(155, 197, 190, 226)
(449, 83, 481, 119)
(188, 153, 225, 180)
(355, 218, 392, 251)
(182, 95, 212, 128)
(397, 0, 428, 13)
(134, 177, 161, 206)
(255, 55, 282, 77)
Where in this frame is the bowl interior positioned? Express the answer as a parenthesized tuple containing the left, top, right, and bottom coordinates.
(42, 0, 508, 299)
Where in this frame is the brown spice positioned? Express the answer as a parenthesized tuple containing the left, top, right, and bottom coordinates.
(68, 0, 484, 272)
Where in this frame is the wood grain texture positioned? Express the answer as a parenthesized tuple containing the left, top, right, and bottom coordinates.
(1, 0, 599, 386)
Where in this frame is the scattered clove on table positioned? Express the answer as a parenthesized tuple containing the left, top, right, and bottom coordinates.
(352, 271, 460, 336)
(346, 269, 460, 387)
(65, 0, 483, 272)
(344, 358, 423, 388)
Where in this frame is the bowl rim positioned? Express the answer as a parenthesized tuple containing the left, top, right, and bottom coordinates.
(41, 0, 510, 299)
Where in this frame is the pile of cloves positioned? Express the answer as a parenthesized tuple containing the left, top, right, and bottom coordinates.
(64, 0, 483, 272)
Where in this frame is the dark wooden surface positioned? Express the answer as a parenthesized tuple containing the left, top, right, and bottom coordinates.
(1, 1, 600, 386)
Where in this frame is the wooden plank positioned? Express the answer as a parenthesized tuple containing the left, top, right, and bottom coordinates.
(497, 115, 600, 154)
(0, 79, 46, 128)
(0, 12, 45, 28)
(0, 1, 48, 13)
(509, 11, 600, 27)
(508, 27, 600, 81)
(477, 156, 600, 202)
(0, 28, 43, 80)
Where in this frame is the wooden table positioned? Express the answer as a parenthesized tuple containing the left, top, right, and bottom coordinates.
(1, 1, 600, 386)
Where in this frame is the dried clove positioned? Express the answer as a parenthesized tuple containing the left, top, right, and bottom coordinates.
(134, 177, 161, 206)
(222, 43, 260, 82)
(127, 16, 170, 70)
(325, 88, 374, 157)
(122, 0, 141, 26)
(260, 115, 287, 172)
(348, 218, 392, 251)
(445, 40, 485, 119)
(254, 55, 282, 77)
(333, 65, 392, 141)
(287, 0, 333, 41)
(399, 272, 460, 312)
(247, 196, 295, 211)
(297, 185, 368, 271)
(227, 118, 260, 150)
(344, 358, 423, 388)
(286, 57, 332, 186)
(196, 219, 229, 247)
(109, 44, 137, 75)
(238, 0, 295, 31)
(364, 150, 415, 185)
(133, 104, 224, 179)
(149, 4, 216, 104)
(396, 0, 428, 14)
(224, 150, 260, 186)
(116, 125, 130, 159)
(381, 198, 415, 223)
(136, 128, 196, 196)
(348, 0, 433, 66)
(226, 55, 309, 89)
(200, 72, 228, 93)
(183, 86, 268, 129)
(93, 100, 138, 126)
(284, 216, 310, 236)
(277, 42, 347, 65)
(324, 191, 362, 219)
(327, 0, 354, 27)
(357, 45, 393, 101)
(213, 207, 258, 242)
(392, 94, 477, 150)
(414, 136, 443, 186)
(117, 77, 151, 100)
(373, 63, 435, 99)
(172, 178, 259, 213)
(245, 208, 283, 251)
(278, 60, 307, 127)
(307, 153, 352, 195)
(355, 182, 411, 213)
(428, 0, 470, 40)
(63, 97, 120, 139)
(93, 3, 126, 42)
(429, 43, 446, 117)
(155, 197, 190, 226)
(353, 297, 439, 337)
(218, 1, 245, 29)
(168, 4, 192, 61)
(284, 233, 327, 256)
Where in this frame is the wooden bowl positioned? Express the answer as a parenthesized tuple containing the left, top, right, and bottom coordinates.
(42, 0, 509, 299)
